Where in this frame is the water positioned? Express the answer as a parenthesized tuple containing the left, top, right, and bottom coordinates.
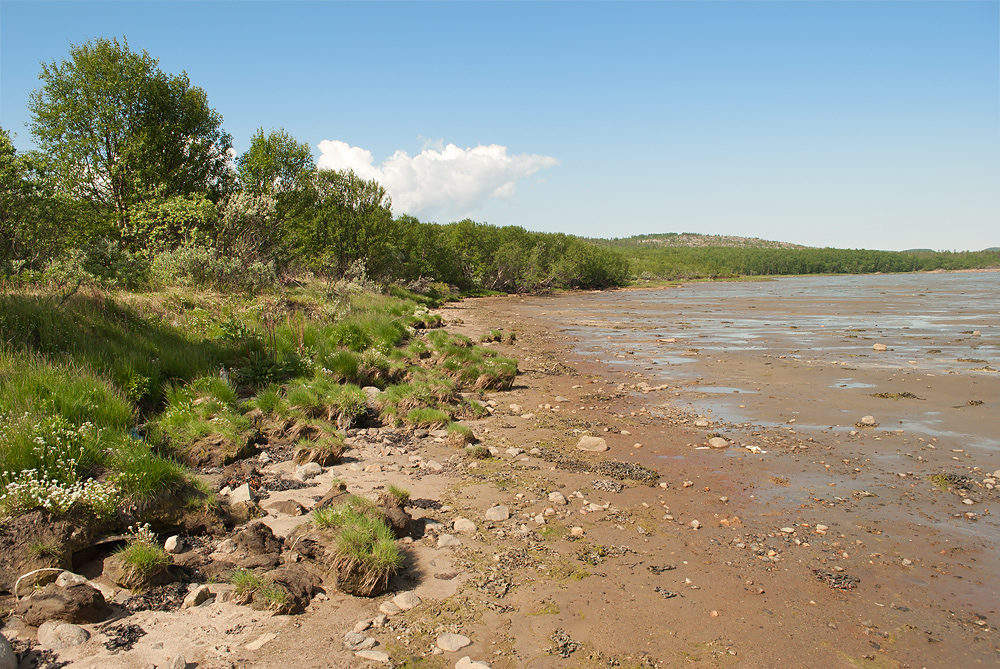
(519, 271, 1000, 452)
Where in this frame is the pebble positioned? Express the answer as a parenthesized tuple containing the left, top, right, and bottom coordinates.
(164, 535, 186, 554)
(873, 343, 888, 351)
(690, 520, 702, 529)
(548, 492, 568, 506)
(438, 534, 463, 548)
(437, 633, 472, 652)
(485, 505, 510, 521)
(569, 527, 585, 537)
(354, 620, 372, 634)
(378, 601, 402, 616)
(708, 437, 729, 449)
(453, 518, 477, 533)
(168, 655, 186, 669)
(393, 592, 421, 611)
(55, 571, 88, 587)
(37, 622, 89, 650)
(183, 585, 213, 608)
(859, 416, 877, 426)
(355, 650, 391, 663)
(576, 436, 609, 452)
(962, 498, 975, 505)
(456, 657, 492, 669)
(780, 527, 795, 534)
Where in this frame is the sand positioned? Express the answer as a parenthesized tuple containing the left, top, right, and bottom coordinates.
(5, 289, 998, 668)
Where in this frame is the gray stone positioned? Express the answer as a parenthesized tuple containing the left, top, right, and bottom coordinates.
(355, 650, 391, 663)
(164, 535, 186, 554)
(708, 437, 729, 449)
(354, 620, 372, 634)
(168, 655, 186, 669)
(54, 571, 88, 588)
(344, 631, 367, 648)
(453, 518, 477, 534)
(437, 534, 462, 548)
(576, 436, 608, 452)
(0, 632, 15, 669)
(378, 601, 401, 616)
(485, 505, 510, 521)
(295, 462, 323, 479)
(436, 633, 472, 652)
(37, 622, 89, 650)
(229, 483, 257, 504)
(547, 492, 567, 506)
(183, 585, 213, 608)
(393, 592, 421, 611)
(456, 657, 492, 669)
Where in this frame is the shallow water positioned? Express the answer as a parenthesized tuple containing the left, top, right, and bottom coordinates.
(521, 272, 1000, 451)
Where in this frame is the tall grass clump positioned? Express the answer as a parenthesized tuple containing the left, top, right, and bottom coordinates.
(313, 497, 402, 597)
(150, 376, 250, 446)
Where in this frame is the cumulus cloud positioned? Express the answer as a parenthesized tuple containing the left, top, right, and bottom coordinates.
(316, 139, 557, 220)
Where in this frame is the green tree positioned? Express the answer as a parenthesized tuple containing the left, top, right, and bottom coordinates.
(288, 169, 394, 277)
(0, 127, 73, 272)
(236, 128, 314, 195)
(28, 37, 232, 236)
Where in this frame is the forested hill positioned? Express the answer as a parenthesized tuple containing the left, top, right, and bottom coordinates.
(599, 232, 807, 250)
(599, 236, 999, 281)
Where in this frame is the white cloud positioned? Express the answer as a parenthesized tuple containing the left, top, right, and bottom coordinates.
(316, 139, 557, 220)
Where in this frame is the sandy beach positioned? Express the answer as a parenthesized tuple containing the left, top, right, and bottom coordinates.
(5, 283, 998, 669)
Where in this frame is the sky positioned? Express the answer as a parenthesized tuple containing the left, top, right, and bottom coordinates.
(1, 1, 997, 252)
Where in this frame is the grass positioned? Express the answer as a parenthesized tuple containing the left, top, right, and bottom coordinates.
(385, 484, 410, 506)
(312, 496, 403, 596)
(229, 568, 291, 610)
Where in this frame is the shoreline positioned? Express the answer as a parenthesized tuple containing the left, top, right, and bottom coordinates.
(4, 288, 998, 668)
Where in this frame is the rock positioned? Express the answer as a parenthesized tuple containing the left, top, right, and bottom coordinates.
(962, 498, 975, 505)
(414, 428, 429, 438)
(344, 631, 367, 648)
(690, 520, 701, 530)
(244, 632, 278, 651)
(393, 592, 422, 611)
(873, 343, 888, 351)
(294, 446, 340, 467)
(14, 582, 111, 625)
(0, 633, 15, 669)
(168, 654, 187, 669)
(780, 527, 795, 534)
(233, 521, 283, 555)
(456, 657, 492, 669)
(354, 620, 372, 633)
(37, 621, 89, 650)
(506, 448, 522, 458)
(266, 499, 307, 516)
(355, 650, 391, 663)
(294, 462, 323, 480)
(54, 571, 88, 588)
(548, 492, 568, 506)
(694, 419, 710, 428)
(437, 534, 462, 548)
(183, 585, 213, 608)
(569, 527, 585, 538)
(509, 404, 522, 413)
(576, 436, 608, 452)
(453, 518, 477, 534)
(228, 500, 266, 524)
(378, 601, 401, 616)
(485, 506, 510, 521)
(436, 633, 472, 652)
(708, 437, 729, 449)
(229, 483, 257, 505)
(164, 535, 186, 554)
(257, 566, 320, 614)
(555, 396, 570, 403)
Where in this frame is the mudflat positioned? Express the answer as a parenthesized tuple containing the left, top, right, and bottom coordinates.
(7, 283, 997, 669)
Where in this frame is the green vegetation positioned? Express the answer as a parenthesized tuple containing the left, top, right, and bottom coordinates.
(114, 524, 171, 584)
(596, 234, 999, 281)
(312, 496, 404, 596)
(230, 568, 290, 610)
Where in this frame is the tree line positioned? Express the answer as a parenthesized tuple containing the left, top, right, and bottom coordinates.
(594, 241, 1000, 281)
(1, 37, 629, 293)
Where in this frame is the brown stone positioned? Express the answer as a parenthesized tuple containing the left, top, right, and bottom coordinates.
(14, 583, 111, 626)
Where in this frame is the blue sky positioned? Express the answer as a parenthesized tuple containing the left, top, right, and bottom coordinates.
(1, 1, 997, 251)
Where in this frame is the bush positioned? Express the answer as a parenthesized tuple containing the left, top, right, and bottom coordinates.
(151, 243, 276, 292)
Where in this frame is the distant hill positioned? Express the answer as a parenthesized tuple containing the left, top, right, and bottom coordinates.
(985, 247, 1000, 252)
(608, 232, 806, 250)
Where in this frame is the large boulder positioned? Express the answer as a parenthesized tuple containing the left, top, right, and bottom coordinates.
(14, 582, 111, 626)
